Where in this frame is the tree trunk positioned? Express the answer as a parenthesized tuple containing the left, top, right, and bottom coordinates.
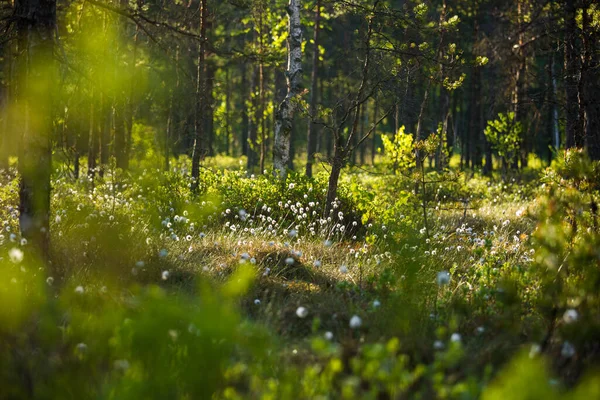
(88, 90, 97, 180)
(325, 144, 343, 217)
(191, 0, 208, 191)
(15, 0, 56, 263)
(583, 4, 600, 160)
(371, 98, 378, 165)
(305, 0, 321, 177)
(273, 0, 302, 177)
(564, 0, 582, 149)
(240, 61, 249, 157)
(247, 66, 258, 171)
(124, 26, 139, 170)
(205, 61, 215, 157)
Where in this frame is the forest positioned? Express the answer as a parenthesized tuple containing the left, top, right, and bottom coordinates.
(1, 0, 600, 398)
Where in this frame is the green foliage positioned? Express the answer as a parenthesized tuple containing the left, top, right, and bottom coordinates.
(484, 112, 523, 164)
(380, 126, 415, 173)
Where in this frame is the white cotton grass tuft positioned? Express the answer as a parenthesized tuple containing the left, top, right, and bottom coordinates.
(349, 315, 362, 329)
(450, 333, 462, 343)
(563, 309, 579, 324)
(9, 248, 24, 264)
(436, 270, 450, 286)
(296, 306, 308, 318)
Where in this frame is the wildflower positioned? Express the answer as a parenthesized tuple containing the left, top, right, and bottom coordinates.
(289, 229, 298, 237)
(288, 183, 295, 189)
(254, 299, 261, 305)
(339, 265, 348, 274)
(450, 333, 462, 343)
(159, 249, 168, 258)
(313, 260, 322, 268)
(75, 286, 85, 294)
(250, 257, 256, 264)
(296, 306, 308, 318)
(162, 270, 170, 280)
(324, 239, 332, 247)
(9, 248, 24, 264)
(563, 309, 579, 324)
(476, 326, 485, 335)
(349, 315, 362, 329)
(324, 331, 334, 340)
(372, 300, 381, 308)
(46, 277, 54, 286)
(20, 238, 27, 246)
(285, 257, 295, 265)
(136, 260, 145, 268)
(433, 340, 444, 350)
(436, 270, 450, 286)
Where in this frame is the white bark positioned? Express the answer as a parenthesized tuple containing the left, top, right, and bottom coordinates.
(273, 0, 302, 177)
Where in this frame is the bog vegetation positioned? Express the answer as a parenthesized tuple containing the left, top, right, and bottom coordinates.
(1, 0, 600, 398)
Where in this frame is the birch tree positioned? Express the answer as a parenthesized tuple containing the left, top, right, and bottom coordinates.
(273, 0, 302, 178)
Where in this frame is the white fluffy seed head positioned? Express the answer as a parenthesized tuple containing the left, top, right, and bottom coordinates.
(296, 306, 308, 318)
(349, 315, 362, 329)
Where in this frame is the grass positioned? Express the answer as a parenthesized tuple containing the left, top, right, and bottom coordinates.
(1, 151, 600, 399)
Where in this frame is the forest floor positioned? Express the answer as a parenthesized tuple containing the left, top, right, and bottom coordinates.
(1, 153, 599, 399)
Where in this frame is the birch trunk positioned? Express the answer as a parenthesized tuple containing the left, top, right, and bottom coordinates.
(273, 0, 302, 178)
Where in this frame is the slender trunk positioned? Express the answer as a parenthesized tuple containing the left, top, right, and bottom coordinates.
(240, 61, 249, 157)
(583, 4, 600, 160)
(415, 81, 430, 168)
(273, 0, 302, 177)
(325, 144, 343, 217)
(16, 0, 56, 264)
(205, 61, 215, 157)
(88, 90, 97, 179)
(371, 98, 378, 165)
(359, 101, 367, 165)
(225, 67, 231, 155)
(165, 91, 173, 171)
(547, 51, 559, 162)
(305, 0, 321, 177)
(191, 0, 208, 191)
(564, 0, 582, 148)
(125, 26, 139, 170)
(326, 3, 376, 205)
(247, 66, 258, 171)
(259, 61, 266, 172)
(514, 0, 527, 168)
